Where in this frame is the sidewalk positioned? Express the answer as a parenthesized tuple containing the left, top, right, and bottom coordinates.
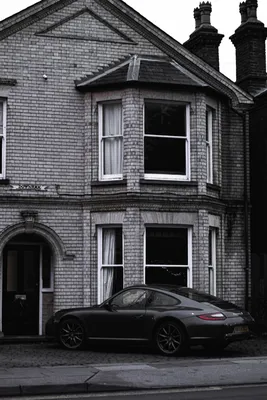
(1, 337, 267, 396)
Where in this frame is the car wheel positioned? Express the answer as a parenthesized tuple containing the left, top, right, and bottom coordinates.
(155, 320, 185, 356)
(58, 318, 85, 350)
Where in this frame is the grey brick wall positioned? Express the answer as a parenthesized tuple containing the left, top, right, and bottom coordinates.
(0, 0, 251, 336)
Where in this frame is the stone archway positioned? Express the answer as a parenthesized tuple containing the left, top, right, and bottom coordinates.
(0, 221, 66, 336)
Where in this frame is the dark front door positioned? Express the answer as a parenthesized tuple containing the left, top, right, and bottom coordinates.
(3, 245, 40, 335)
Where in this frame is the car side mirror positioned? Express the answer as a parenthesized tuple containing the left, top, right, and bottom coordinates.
(104, 302, 117, 311)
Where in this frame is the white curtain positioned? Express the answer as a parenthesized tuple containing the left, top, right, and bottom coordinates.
(102, 229, 115, 300)
(103, 104, 122, 175)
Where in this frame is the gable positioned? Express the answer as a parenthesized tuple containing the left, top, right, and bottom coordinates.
(36, 7, 134, 44)
(0, 0, 253, 107)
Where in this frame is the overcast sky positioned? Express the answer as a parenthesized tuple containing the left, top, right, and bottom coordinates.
(1, 0, 267, 81)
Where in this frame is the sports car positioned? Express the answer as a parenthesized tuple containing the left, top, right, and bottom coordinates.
(45, 284, 255, 355)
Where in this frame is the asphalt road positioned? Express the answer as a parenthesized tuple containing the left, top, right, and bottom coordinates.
(3, 385, 267, 400)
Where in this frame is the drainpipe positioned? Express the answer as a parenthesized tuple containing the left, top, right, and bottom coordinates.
(243, 110, 250, 311)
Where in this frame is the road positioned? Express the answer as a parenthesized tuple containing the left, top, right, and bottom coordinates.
(2, 385, 267, 400)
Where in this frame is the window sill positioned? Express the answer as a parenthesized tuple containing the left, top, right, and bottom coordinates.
(207, 183, 221, 192)
(0, 179, 10, 185)
(91, 179, 127, 187)
(140, 179, 198, 186)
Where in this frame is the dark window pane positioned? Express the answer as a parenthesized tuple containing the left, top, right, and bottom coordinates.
(146, 267, 187, 286)
(206, 111, 209, 141)
(6, 250, 18, 292)
(209, 229, 212, 265)
(110, 266, 123, 297)
(145, 103, 186, 137)
(0, 138, 2, 174)
(114, 228, 122, 264)
(145, 137, 186, 175)
(148, 291, 180, 307)
(42, 245, 52, 289)
(146, 228, 188, 265)
(0, 102, 3, 136)
(111, 288, 148, 308)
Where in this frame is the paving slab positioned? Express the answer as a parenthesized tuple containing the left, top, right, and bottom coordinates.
(0, 338, 267, 396)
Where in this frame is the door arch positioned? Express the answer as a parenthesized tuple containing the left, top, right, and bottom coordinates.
(2, 233, 53, 336)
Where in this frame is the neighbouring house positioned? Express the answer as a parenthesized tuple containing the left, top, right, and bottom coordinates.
(231, 1, 267, 325)
(0, 0, 255, 337)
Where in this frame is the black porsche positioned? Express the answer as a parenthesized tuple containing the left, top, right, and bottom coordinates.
(45, 284, 255, 355)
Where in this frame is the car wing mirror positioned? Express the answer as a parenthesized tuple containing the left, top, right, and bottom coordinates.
(104, 302, 117, 311)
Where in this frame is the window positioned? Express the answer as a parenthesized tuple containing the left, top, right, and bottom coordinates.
(145, 227, 191, 287)
(206, 108, 213, 183)
(208, 228, 217, 295)
(147, 291, 180, 307)
(110, 288, 148, 309)
(41, 245, 53, 291)
(144, 101, 190, 180)
(99, 102, 123, 180)
(98, 227, 123, 302)
(0, 99, 6, 179)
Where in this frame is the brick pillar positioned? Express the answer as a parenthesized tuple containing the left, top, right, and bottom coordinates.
(230, 0, 267, 94)
(183, 2, 224, 70)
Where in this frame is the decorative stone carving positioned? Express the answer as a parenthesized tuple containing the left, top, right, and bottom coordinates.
(20, 211, 38, 233)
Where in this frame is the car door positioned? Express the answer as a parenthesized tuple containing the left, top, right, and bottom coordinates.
(89, 288, 150, 340)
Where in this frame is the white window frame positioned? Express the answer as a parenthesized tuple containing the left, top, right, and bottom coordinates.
(97, 226, 124, 303)
(144, 101, 190, 181)
(144, 226, 192, 287)
(0, 99, 7, 179)
(98, 101, 123, 181)
(206, 108, 213, 183)
(208, 227, 217, 295)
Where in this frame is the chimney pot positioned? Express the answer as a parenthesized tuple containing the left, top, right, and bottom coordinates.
(239, 2, 248, 23)
(194, 7, 201, 29)
(199, 2, 212, 25)
(246, 0, 258, 19)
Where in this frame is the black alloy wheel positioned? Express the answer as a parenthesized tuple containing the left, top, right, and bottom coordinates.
(58, 318, 85, 350)
(155, 321, 184, 356)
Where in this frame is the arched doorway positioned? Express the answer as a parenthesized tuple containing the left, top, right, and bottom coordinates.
(2, 233, 53, 336)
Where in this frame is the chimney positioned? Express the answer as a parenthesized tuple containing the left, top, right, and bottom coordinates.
(230, 0, 267, 94)
(183, 2, 224, 71)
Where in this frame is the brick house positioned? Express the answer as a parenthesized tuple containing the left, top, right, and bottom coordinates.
(0, 0, 254, 337)
(230, 1, 267, 324)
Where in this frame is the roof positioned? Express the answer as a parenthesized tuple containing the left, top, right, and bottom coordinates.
(0, 0, 254, 107)
(75, 55, 208, 90)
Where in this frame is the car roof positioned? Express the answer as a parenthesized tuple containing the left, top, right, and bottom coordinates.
(125, 284, 185, 292)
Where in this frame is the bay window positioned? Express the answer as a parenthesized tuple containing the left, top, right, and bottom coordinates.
(99, 102, 123, 180)
(145, 227, 192, 287)
(98, 227, 123, 302)
(144, 101, 190, 180)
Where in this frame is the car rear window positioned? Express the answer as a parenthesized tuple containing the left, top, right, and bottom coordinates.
(170, 287, 220, 303)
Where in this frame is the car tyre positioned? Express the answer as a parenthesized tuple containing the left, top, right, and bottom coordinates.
(58, 318, 85, 350)
(154, 320, 185, 356)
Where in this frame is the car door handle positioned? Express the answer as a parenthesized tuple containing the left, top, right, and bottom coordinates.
(134, 314, 144, 319)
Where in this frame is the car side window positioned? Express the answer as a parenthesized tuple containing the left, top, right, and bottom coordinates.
(148, 291, 180, 307)
(110, 289, 149, 309)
